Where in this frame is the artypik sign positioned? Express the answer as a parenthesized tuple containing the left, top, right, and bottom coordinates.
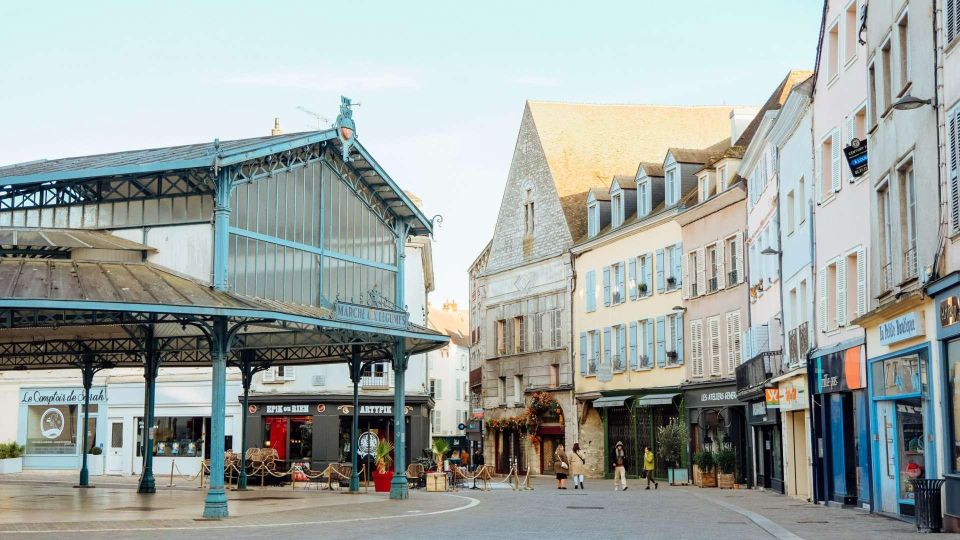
(335, 301, 409, 330)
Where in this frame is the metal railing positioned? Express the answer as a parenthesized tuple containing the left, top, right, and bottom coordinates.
(904, 247, 918, 280)
(735, 350, 784, 400)
(588, 358, 597, 375)
(361, 375, 388, 388)
(708, 277, 718, 293)
(881, 262, 895, 292)
(691, 283, 699, 297)
(613, 354, 625, 372)
(639, 354, 651, 369)
(728, 270, 739, 284)
(797, 322, 810, 359)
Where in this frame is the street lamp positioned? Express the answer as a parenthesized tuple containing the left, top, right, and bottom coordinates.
(892, 95, 935, 111)
(672, 306, 687, 312)
(761, 247, 780, 256)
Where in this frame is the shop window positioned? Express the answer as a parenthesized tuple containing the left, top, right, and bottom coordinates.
(136, 416, 205, 457)
(871, 354, 926, 398)
(25, 404, 78, 455)
(947, 339, 960, 472)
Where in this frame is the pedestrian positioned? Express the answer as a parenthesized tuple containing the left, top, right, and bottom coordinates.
(570, 442, 586, 489)
(554, 443, 570, 489)
(643, 446, 658, 490)
(472, 448, 484, 472)
(610, 440, 628, 491)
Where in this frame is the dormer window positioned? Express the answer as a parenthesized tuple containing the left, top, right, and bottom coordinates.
(611, 188, 623, 228)
(665, 166, 679, 206)
(637, 178, 649, 216)
(588, 201, 600, 238)
(698, 171, 716, 203)
(717, 164, 727, 190)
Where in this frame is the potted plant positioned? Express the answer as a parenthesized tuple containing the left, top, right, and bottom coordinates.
(715, 446, 736, 489)
(693, 449, 717, 488)
(666, 276, 677, 288)
(87, 445, 104, 476)
(371, 440, 394, 492)
(657, 419, 688, 485)
(637, 282, 648, 295)
(427, 438, 450, 492)
(0, 441, 24, 474)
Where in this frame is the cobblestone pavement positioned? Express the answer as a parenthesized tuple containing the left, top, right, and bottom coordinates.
(1, 474, 957, 539)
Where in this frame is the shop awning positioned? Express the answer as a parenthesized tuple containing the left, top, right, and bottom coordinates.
(592, 396, 631, 408)
(635, 393, 678, 407)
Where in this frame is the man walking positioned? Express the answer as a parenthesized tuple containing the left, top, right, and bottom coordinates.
(643, 446, 658, 490)
(610, 441, 628, 491)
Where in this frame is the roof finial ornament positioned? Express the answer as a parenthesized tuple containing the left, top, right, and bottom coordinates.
(334, 96, 359, 162)
(271, 117, 283, 136)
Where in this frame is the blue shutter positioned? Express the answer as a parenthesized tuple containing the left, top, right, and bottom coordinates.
(656, 249, 665, 293)
(618, 325, 627, 370)
(603, 327, 612, 365)
(645, 318, 655, 368)
(586, 271, 596, 312)
(628, 258, 638, 300)
(675, 313, 684, 365)
(673, 242, 683, 287)
(644, 255, 653, 296)
(603, 267, 611, 306)
(592, 332, 601, 366)
(656, 316, 666, 367)
(579, 332, 587, 375)
(629, 321, 638, 370)
(616, 262, 626, 304)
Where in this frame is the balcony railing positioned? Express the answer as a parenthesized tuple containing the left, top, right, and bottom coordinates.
(639, 354, 651, 369)
(728, 270, 739, 284)
(613, 354, 625, 372)
(361, 375, 389, 388)
(881, 262, 895, 292)
(588, 358, 597, 375)
(691, 283, 699, 297)
(735, 350, 784, 400)
(797, 321, 810, 359)
(708, 277, 718, 293)
(904, 247, 918, 280)
(469, 367, 482, 388)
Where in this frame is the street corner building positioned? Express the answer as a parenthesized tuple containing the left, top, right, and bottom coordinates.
(0, 101, 448, 518)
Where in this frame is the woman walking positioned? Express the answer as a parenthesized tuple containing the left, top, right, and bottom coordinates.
(554, 443, 570, 489)
(643, 446, 658, 490)
(570, 443, 586, 489)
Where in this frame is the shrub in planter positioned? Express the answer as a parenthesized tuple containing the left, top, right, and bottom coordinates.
(666, 276, 677, 288)
(693, 450, 717, 488)
(637, 283, 648, 295)
(372, 440, 395, 492)
(657, 419, 688, 485)
(715, 446, 736, 489)
(88, 446, 103, 456)
(0, 441, 25, 474)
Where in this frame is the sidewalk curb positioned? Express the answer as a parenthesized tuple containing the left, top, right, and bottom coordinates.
(687, 489, 806, 540)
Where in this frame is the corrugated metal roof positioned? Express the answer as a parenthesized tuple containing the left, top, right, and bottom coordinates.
(0, 228, 154, 252)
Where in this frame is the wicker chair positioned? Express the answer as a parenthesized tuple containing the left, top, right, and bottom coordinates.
(405, 463, 426, 489)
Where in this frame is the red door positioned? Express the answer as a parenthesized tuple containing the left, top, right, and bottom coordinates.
(265, 417, 288, 460)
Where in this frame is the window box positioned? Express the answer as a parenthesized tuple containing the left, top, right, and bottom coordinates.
(637, 283, 648, 295)
(728, 270, 738, 284)
(667, 276, 677, 288)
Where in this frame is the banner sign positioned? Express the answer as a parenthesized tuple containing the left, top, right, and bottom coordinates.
(335, 301, 409, 330)
(843, 138, 868, 178)
(765, 388, 781, 408)
(685, 385, 740, 408)
(815, 346, 865, 394)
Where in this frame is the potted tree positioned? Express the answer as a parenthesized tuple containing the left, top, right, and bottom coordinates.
(656, 419, 688, 485)
(715, 446, 736, 489)
(87, 445, 104, 476)
(427, 438, 450, 492)
(371, 440, 394, 492)
(0, 441, 24, 474)
(693, 449, 717, 488)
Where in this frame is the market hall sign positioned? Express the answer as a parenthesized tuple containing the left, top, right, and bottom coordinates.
(843, 137, 868, 178)
(335, 301, 409, 330)
(879, 311, 925, 346)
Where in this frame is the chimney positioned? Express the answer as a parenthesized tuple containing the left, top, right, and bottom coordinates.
(442, 299, 458, 312)
(729, 107, 759, 145)
(271, 118, 283, 136)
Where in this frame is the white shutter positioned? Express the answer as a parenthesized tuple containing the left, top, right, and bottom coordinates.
(692, 320, 703, 377)
(818, 267, 827, 334)
(696, 247, 706, 295)
(845, 115, 855, 145)
(682, 251, 690, 299)
(950, 0, 960, 44)
(285, 366, 296, 381)
(717, 239, 726, 290)
(831, 129, 841, 193)
(734, 232, 744, 284)
(856, 247, 867, 317)
(263, 368, 276, 383)
(837, 257, 847, 327)
(815, 145, 822, 203)
(726, 311, 742, 371)
(708, 317, 721, 375)
(950, 109, 960, 233)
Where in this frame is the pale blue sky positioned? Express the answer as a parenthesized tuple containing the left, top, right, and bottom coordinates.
(0, 1, 823, 306)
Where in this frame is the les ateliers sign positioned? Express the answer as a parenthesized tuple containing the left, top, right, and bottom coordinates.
(844, 138, 868, 178)
(335, 302, 409, 330)
(879, 311, 925, 346)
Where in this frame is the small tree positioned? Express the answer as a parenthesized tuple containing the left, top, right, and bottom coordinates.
(431, 438, 451, 471)
(693, 449, 715, 472)
(715, 446, 736, 475)
(656, 419, 688, 468)
(374, 440, 394, 473)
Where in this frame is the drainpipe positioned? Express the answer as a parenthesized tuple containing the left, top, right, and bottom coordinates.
(568, 248, 578, 445)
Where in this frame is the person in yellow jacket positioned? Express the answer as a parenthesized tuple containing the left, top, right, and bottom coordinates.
(643, 446, 658, 490)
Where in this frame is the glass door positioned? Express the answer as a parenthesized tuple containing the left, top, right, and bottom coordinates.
(896, 398, 924, 509)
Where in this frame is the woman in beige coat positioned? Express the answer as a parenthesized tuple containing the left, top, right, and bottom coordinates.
(569, 442, 586, 489)
(554, 443, 569, 489)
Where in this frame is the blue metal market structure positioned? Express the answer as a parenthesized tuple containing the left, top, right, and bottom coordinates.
(0, 103, 448, 518)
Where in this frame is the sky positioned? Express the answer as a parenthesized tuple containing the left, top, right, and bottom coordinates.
(0, 1, 824, 308)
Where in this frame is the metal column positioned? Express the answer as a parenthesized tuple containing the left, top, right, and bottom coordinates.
(75, 352, 102, 489)
(389, 339, 409, 500)
(236, 350, 257, 491)
(137, 335, 160, 494)
(203, 317, 230, 519)
(349, 345, 362, 492)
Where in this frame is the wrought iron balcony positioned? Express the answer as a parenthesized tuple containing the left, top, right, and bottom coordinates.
(708, 277, 718, 293)
(881, 262, 895, 292)
(728, 270, 739, 284)
(797, 321, 810, 359)
(613, 354, 625, 372)
(361, 375, 389, 388)
(639, 354, 651, 369)
(588, 358, 597, 375)
(904, 247, 918, 280)
(735, 350, 784, 400)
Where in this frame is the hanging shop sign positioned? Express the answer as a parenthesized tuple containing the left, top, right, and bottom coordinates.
(335, 301, 409, 330)
(764, 388, 781, 408)
(843, 138, 868, 178)
(815, 346, 865, 394)
(777, 377, 808, 412)
(358, 431, 379, 457)
(20, 387, 106, 405)
(264, 404, 309, 414)
(940, 296, 960, 328)
(878, 311, 925, 346)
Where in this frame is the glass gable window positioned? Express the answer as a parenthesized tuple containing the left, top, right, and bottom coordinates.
(228, 158, 399, 308)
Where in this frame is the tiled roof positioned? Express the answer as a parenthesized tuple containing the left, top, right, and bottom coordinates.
(611, 175, 637, 190)
(527, 101, 735, 240)
(734, 70, 813, 147)
(668, 140, 731, 165)
(428, 308, 469, 347)
(589, 187, 612, 201)
(637, 162, 664, 177)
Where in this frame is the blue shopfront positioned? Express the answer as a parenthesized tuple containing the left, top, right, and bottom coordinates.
(929, 273, 960, 532)
(17, 386, 108, 470)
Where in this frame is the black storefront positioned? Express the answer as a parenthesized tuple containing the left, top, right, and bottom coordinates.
(243, 394, 432, 471)
(684, 383, 748, 484)
(736, 351, 784, 492)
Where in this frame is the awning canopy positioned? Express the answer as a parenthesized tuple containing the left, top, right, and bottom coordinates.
(635, 393, 679, 407)
(592, 395, 631, 408)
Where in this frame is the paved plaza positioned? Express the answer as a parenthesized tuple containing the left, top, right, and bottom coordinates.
(0, 473, 948, 539)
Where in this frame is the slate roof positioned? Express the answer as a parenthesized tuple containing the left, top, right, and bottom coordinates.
(588, 187, 612, 202)
(668, 140, 732, 165)
(637, 162, 664, 177)
(0, 228, 154, 253)
(611, 175, 637, 190)
(428, 308, 469, 347)
(526, 101, 735, 241)
(734, 70, 813, 147)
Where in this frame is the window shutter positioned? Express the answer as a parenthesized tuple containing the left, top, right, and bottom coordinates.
(728, 311, 742, 370)
(818, 267, 827, 334)
(579, 332, 587, 375)
(603, 327, 612, 366)
(628, 258, 638, 300)
(436, 379, 442, 399)
(950, 109, 960, 233)
(734, 232, 744, 283)
(586, 271, 596, 312)
(837, 257, 848, 327)
(815, 146, 822, 203)
(709, 317, 722, 375)
(617, 262, 626, 303)
(696, 247, 706, 293)
(656, 316, 666, 367)
(655, 249, 665, 292)
(603, 267, 611, 306)
(263, 368, 276, 383)
(618, 325, 627, 368)
(692, 320, 703, 376)
(673, 242, 683, 286)
(950, 0, 960, 44)
(645, 318, 655, 368)
(831, 129, 841, 193)
(717, 239, 726, 289)
(644, 255, 653, 295)
(629, 321, 638, 370)
(682, 250, 690, 299)
(856, 247, 867, 317)
(675, 312, 684, 365)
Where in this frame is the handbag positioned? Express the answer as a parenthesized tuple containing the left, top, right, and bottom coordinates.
(561, 461, 569, 470)
(640, 469, 647, 479)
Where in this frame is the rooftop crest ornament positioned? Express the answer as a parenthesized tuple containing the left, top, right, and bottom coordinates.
(335, 96, 358, 162)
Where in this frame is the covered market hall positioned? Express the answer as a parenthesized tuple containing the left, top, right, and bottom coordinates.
(0, 98, 448, 518)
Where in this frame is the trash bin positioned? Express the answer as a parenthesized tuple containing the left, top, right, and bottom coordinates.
(911, 478, 946, 533)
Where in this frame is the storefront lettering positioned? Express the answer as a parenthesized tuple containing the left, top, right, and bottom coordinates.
(820, 374, 839, 390)
(20, 387, 106, 405)
(879, 311, 925, 346)
(335, 302, 410, 330)
(265, 404, 309, 414)
(701, 391, 737, 402)
(359, 405, 392, 415)
(941, 296, 960, 328)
